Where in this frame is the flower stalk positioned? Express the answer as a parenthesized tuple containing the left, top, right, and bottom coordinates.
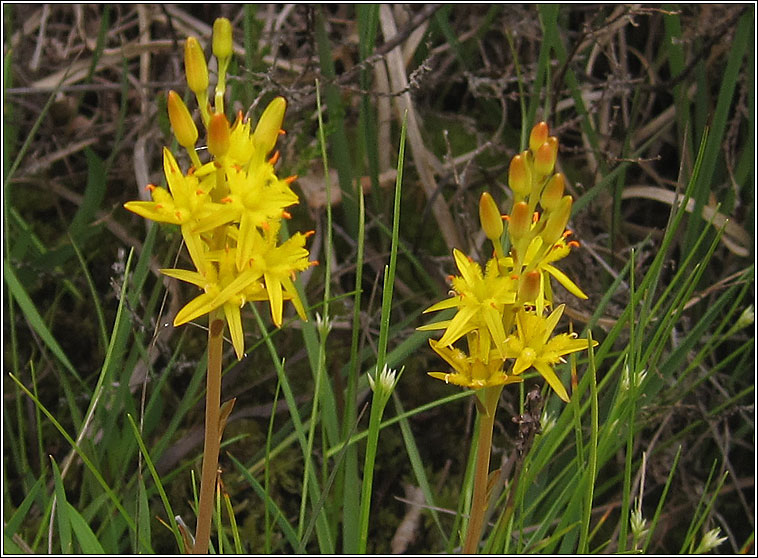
(192, 311, 224, 554)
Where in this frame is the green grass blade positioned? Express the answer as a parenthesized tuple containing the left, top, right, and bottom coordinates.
(50, 456, 73, 554)
(4, 260, 84, 386)
(126, 414, 182, 553)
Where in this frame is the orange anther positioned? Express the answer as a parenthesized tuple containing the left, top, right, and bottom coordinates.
(284, 175, 298, 184)
(304, 230, 315, 238)
(562, 229, 573, 238)
(220, 196, 232, 203)
(155, 204, 163, 209)
(196, 189, 205, 196)
(568, 240, 580, 248)
(269, 151, 281, 165)
(261, 221, 270, 230)
(510, 274, 519, 280)
(502, 214, 510, 221)
(311, 260, 320, 266)
(282, 210, 292, 219)
(146, 184, 157, 191)
(278, 129, 286, 135)
(532, 212, 540, 223)
(447, 274, 456, 281)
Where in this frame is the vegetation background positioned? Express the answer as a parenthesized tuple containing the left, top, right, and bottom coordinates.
(3, 4, 754, 554)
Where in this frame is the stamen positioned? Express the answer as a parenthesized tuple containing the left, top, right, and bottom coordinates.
(220, 196, 232, 203)
(568, 240, 580, 248)
(146, 184, 156, 191)
(532, 211, 540, 223)
(562, 229, 573, 238)
(269, 151, 280, 165)
(304, 230, 315, 238)
(284, 175, 298, 184)
(282, 210, 292, 219)
(502, 215, 510, 221)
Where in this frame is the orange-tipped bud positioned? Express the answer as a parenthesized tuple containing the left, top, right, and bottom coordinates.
(253, 97, 287, 156)
(541, 173, 565, 211)
(479, 192, 503, 242)
(509, 201, 531, 240)
(208, 113, 231, 158)
(184, 37, 209, 96)
(529, 121, 549, 153)
(508, 153, 530, 197)
(542, 195, 572, 245)
(520, 270, 541, 302)
(212, 18, 233, 61)
(167, 90, 198, 148)
(534, 137, 558, 176)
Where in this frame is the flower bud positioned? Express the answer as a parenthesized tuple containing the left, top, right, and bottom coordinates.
(519, 270, 541, 303)
(541, 195, 572, 245)
(509, 201, 531, 240)
(508, 153, 530, 198)
(184, 37, 209, 96)
(540, 173, 565, 211)
(253, 97, 287, 156)
(208, 112, 230, 158)
(167, 90, 198, 149)
(529, 121, 549, 153)
(479, 192, 503, 242)
(212, 18, 233, 61)
(534, 136, 558, 176)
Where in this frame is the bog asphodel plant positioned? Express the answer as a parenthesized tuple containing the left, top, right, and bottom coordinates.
(419, 122, 597, 553)
(124, 18, 313, 554)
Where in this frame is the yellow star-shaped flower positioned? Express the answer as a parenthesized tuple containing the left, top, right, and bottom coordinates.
(419, 249, 516, 359)
(427, 339, 522, 389)
(504, 304, 597, 401)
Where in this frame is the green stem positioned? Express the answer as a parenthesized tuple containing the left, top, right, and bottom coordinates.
(193, 311, 224, 554)
(357, 391, 387, 554)
(462, 387, 500, 554)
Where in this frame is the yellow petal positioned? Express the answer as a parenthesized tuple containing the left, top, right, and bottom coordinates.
(544, 264, 588, 299)
(437, 305, 478, 347)
(264, 272, 284, 327)
(174, 292, 216, 326)
(534, 360, 569, 402)
(223, 302, 245, 360)
(416, 320, 451, 332)
(123, 201, 181, 225)
(160, 268, 207, 288)
(423, 297, 461, 314)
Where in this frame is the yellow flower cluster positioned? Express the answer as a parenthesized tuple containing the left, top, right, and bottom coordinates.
(420, 122, 596, 401)
(124, 18, 314, 359)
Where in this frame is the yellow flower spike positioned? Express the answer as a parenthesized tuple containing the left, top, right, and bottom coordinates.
(541, 195, 572, 246)
(212, 17, 233, 114)
(479, 192, 503, 252)
(208, 112, 231, 159)
(540, 173, 565, 211)
(508, 201, 532, 241)
(529, 121, 549, 153)
(253, 97, 287, 159)
(508, 153, 531, 199)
